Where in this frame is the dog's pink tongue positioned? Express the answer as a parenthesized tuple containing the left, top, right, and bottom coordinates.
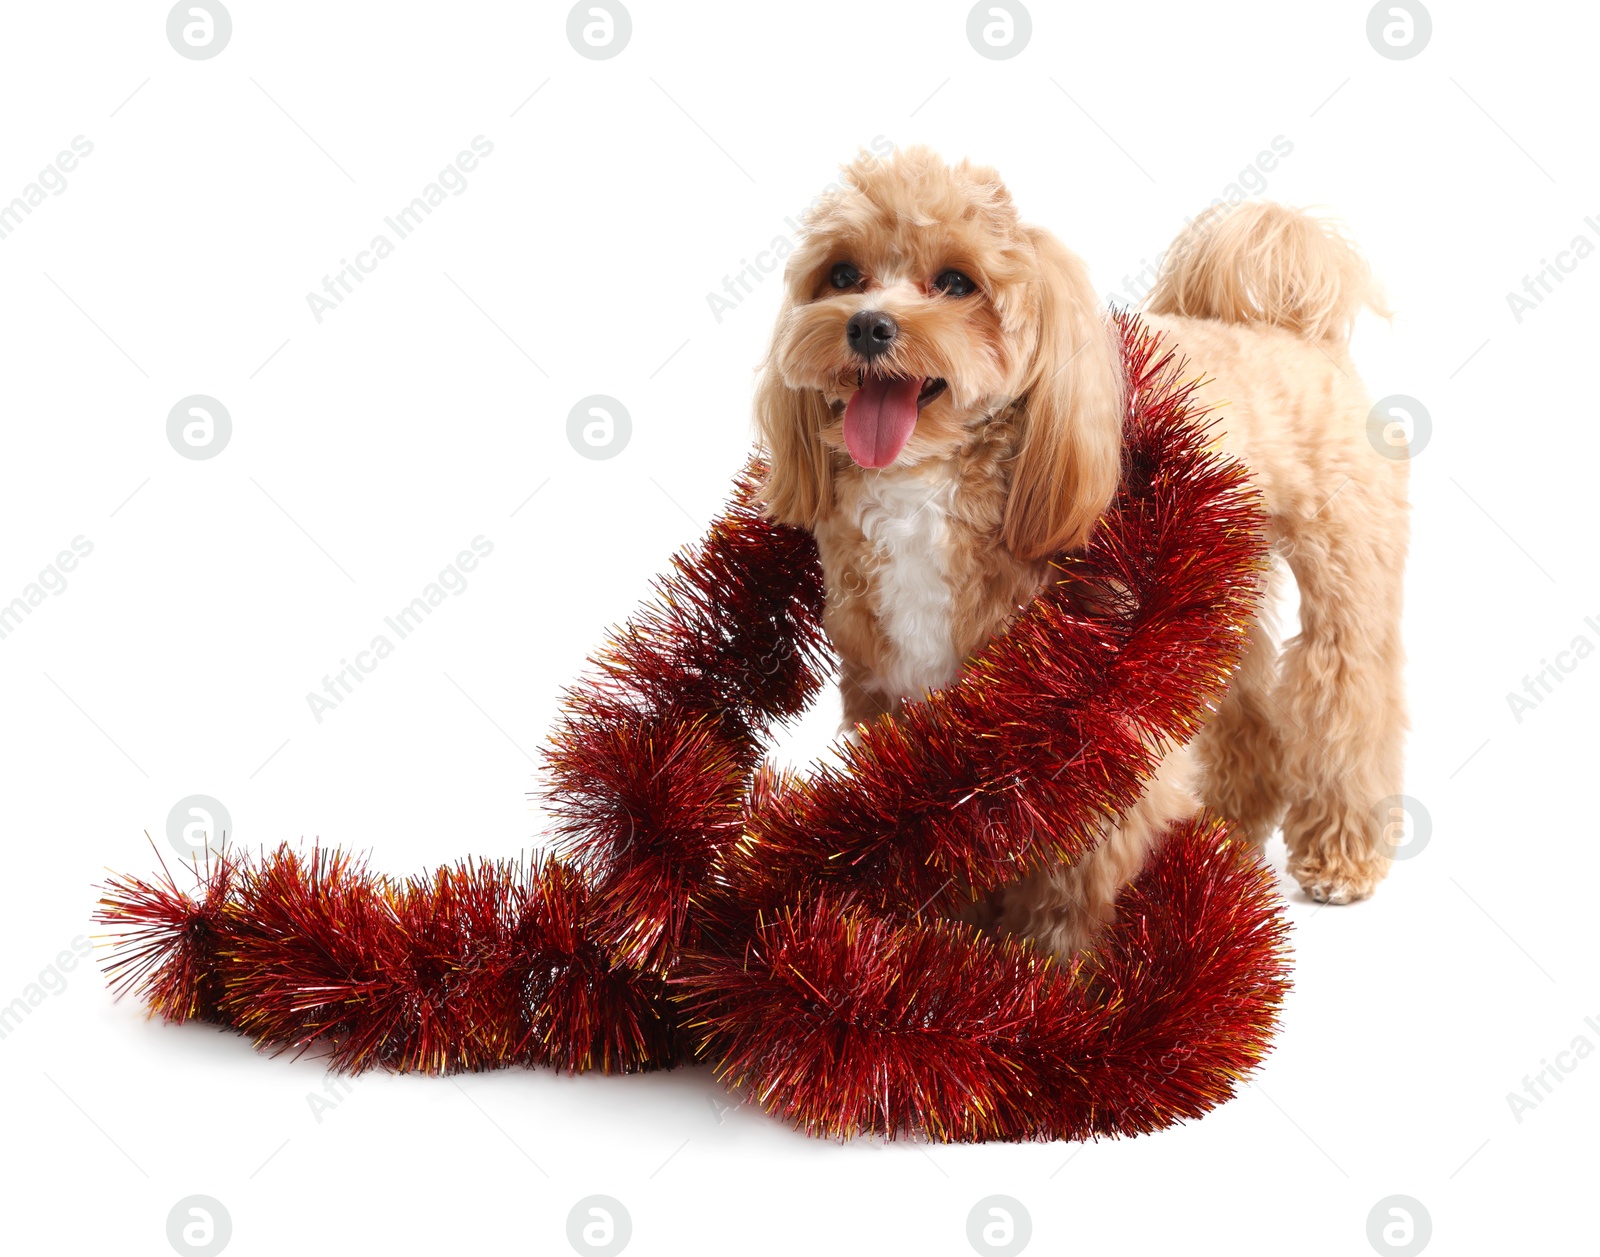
(843, 376, 923, 468)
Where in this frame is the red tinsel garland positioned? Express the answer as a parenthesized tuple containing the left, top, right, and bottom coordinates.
(95, 313, 1290, 1143)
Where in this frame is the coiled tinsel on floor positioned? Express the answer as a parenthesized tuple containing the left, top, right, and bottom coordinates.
(96, 313, 1290, 1142)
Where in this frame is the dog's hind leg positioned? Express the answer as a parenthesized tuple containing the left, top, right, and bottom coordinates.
(1193, 562, 1288, 848)
(1272, 462, 1409, 904)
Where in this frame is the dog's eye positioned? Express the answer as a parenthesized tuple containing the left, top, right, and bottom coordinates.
(933, 269, 976, 297)
(829, 262, 861, 290)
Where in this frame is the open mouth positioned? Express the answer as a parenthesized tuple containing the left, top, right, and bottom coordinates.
(842, 374, 947, 468)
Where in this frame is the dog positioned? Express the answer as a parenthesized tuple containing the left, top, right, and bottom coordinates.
(752, 146, 1408, 962)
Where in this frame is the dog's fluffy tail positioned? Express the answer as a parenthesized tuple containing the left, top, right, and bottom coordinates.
(1145, 202, 1387, 343)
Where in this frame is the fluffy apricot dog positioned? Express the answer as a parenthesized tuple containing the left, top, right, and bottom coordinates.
(755, 146, 1407, 959)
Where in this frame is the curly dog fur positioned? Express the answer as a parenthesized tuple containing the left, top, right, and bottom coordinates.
(755, 146, 1408, 960)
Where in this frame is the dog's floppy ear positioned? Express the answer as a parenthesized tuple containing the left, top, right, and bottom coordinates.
(754, 314, 835, 529)
(1002, 226, 1124, 562)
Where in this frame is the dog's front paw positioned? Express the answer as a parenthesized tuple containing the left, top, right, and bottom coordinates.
(1287, 850, 1387, 905)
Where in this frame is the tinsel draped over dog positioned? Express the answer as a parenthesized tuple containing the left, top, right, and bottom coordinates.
(96, 315, 1291, 1143)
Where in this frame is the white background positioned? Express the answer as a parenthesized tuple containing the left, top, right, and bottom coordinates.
(1, 2, 1596, 1254)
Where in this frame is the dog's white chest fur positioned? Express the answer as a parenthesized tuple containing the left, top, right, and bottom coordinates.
(851, 465, 962, 700)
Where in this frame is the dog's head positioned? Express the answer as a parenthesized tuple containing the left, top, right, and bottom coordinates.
(756, 146, 1123, 560)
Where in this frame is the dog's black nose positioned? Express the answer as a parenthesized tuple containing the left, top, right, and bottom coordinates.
(846, 310, 898, 360)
